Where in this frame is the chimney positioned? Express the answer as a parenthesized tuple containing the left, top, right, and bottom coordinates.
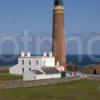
(21, 52, 25, 57)
(49, 52, 53, 57)
(43, 52, 47, 57)
(27, 52, 31, 57)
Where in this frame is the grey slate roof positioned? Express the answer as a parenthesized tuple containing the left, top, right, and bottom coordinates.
(41, 67, 60, 74)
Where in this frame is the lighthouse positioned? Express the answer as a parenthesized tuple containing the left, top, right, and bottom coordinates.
(9, 0, 67, 80)
(52, 0, 67, 71)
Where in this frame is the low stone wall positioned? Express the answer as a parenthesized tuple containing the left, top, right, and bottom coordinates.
(80, 64, 100, 75)
(86, 74, 100, 80)
(0, 77, 82, 89)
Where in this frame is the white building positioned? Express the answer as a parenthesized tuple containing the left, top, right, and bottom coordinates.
(9, 52, 64, 81)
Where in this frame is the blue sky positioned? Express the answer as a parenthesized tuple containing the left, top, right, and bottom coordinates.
(0, 0, 100, 55)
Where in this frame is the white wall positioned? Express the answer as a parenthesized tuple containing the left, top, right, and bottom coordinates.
(18, 56, 55, 69)
(23, 72, 61, 81)
(35, 74, 61, 80)
(23, 71, 36, 81)
(42, 57, 55, 67)
(10, 55, 56, 76)
(9, 64, 23, 75)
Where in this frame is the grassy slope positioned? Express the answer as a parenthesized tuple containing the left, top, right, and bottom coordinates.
(0, 80, 100, 100)
(0, 67, 9, 74)
(0, 68, 22, 82)
(0, 75, 22, 82)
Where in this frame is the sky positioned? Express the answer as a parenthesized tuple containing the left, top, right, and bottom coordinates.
(0, 0, 100, 55)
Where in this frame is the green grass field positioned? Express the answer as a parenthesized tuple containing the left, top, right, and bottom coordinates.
(0, 80, 100, 100)
(0, 68, 22, 82)
(0, 67, 9, 74)
(0, 75, 22, 82)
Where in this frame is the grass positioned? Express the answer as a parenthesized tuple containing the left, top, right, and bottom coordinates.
(0, 80, 100, 100)
(0, 70, 9, 74)
(0, 75, 22, 82)
(0, 67, 22, 82)
(0, 67, 9, 74)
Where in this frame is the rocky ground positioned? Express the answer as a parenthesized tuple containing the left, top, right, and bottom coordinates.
(79, 64, 100, 75)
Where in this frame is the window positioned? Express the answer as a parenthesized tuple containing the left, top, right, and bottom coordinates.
(44, 60, 45, 64)
(29, 68, 31, 71)
(44, 60, 45, 65)
(22, 60, 24, 65)
(29, 60, 31, 66)
(22, 68, 24, 73)
(36, 60, 38, 66)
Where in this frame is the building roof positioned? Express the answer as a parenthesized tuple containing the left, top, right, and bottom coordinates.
(41, 67, 60, 74)
(32, 70, 43, 75)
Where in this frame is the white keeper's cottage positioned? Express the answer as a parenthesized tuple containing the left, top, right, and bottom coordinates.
(9, 52, 64, 81)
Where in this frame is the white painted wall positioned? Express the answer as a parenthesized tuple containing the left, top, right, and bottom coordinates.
(35, 74, 61, 80)
(23, 72, 61, 81)
(9, 53, 56, 76)
(23, 71, 36, 81)
(42, 57, 55, 67)
(9, 64, 23, 75)
(18, 56, 55, 68)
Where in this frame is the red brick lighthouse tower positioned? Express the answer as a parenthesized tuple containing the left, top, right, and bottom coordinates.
(52, 0, 67, 71)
